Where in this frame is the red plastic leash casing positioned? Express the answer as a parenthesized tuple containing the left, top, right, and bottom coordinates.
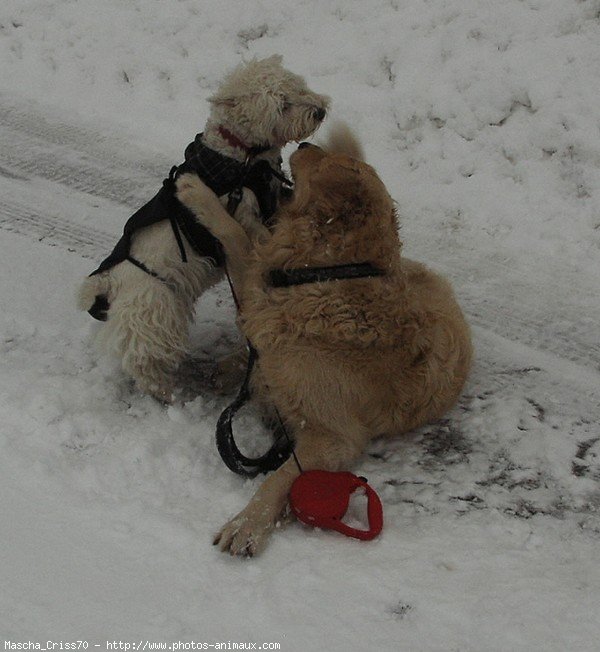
(289, 470, 383, 541)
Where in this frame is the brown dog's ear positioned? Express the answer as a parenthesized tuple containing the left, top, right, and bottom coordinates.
(309, 158, 394, 223)
(322, 123, 365, 161)
(314, 158, 363, 197)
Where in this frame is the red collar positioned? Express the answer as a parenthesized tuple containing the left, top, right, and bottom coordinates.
(218, 125, 252, 153)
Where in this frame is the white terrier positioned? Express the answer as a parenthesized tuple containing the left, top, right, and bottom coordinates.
(77, 55, 329, 402)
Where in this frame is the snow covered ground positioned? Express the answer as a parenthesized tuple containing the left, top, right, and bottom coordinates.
(1, 1, 599, 649)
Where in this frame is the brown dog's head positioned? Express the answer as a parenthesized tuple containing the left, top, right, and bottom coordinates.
(289, 143, 393, 220)
(284, 142, 400, 268)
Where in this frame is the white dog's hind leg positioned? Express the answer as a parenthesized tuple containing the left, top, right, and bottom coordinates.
(77, 272, 112, 312)
(99, 275, 193, 403)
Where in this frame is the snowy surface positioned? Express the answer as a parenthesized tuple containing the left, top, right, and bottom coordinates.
(1, 1, 600, 649)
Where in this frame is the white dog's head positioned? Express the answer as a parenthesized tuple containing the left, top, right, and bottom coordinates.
(208, 55, 330, 148)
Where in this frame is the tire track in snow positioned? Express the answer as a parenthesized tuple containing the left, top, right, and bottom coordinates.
(409, 231, 600, 373)
(0, 96, 168, 176)
(0, 198, 115, 260)
(0, 96, 168, 208)
(0, 96, 168, 261)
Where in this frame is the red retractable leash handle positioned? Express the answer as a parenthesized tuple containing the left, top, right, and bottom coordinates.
(289, 470, 383, 541)
(331, 481, 384, 541)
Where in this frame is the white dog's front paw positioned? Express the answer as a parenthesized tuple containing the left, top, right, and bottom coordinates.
(213, 504, 282, 557)
(175, 173, 212, 208)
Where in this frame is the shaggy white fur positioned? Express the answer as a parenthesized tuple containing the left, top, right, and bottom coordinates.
(77, 55, 329, 402)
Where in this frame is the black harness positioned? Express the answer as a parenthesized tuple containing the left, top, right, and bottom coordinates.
(87, 134, 289, 320)
(216, 261, 385, 478)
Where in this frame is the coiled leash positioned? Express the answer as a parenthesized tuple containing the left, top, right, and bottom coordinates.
(216, 261, 386, 541)
(215, 342, 295, 478)
(215, 256, 296, 478)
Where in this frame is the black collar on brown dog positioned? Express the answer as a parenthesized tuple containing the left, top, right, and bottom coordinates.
(269, 262, 386, 288)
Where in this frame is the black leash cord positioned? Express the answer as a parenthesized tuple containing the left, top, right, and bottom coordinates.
(169, 215, 188, 263)
(125, 256, 168, 283)
(214, 266, 295, 478)
(215, 344, 295, 478)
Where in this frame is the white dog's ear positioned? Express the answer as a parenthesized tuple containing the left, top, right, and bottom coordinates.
(207, 95, 237, 107)
(259, 54, 283, 66)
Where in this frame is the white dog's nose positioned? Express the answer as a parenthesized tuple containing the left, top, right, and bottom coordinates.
(314, 107, 326, 121)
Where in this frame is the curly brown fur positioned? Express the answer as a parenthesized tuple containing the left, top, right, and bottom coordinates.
(176, 130, 472, 556)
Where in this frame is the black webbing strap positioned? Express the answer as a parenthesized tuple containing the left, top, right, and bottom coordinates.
(269, 262, 386, 288)
(126, 255, 168, 283)
(169, 214, 188, 263)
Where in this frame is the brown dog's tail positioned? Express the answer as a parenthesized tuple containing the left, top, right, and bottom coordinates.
(323, 122, 365, 161)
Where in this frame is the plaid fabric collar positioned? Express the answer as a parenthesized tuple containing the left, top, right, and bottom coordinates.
(178, 133, 269, 198)
(217, 125, 253, 154)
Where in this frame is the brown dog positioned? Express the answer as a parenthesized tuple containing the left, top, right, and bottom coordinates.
(176, 128, 472, 556)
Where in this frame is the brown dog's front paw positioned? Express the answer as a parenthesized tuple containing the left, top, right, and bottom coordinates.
(213, 506, 280, 557)
(213, 518, 260, 558)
